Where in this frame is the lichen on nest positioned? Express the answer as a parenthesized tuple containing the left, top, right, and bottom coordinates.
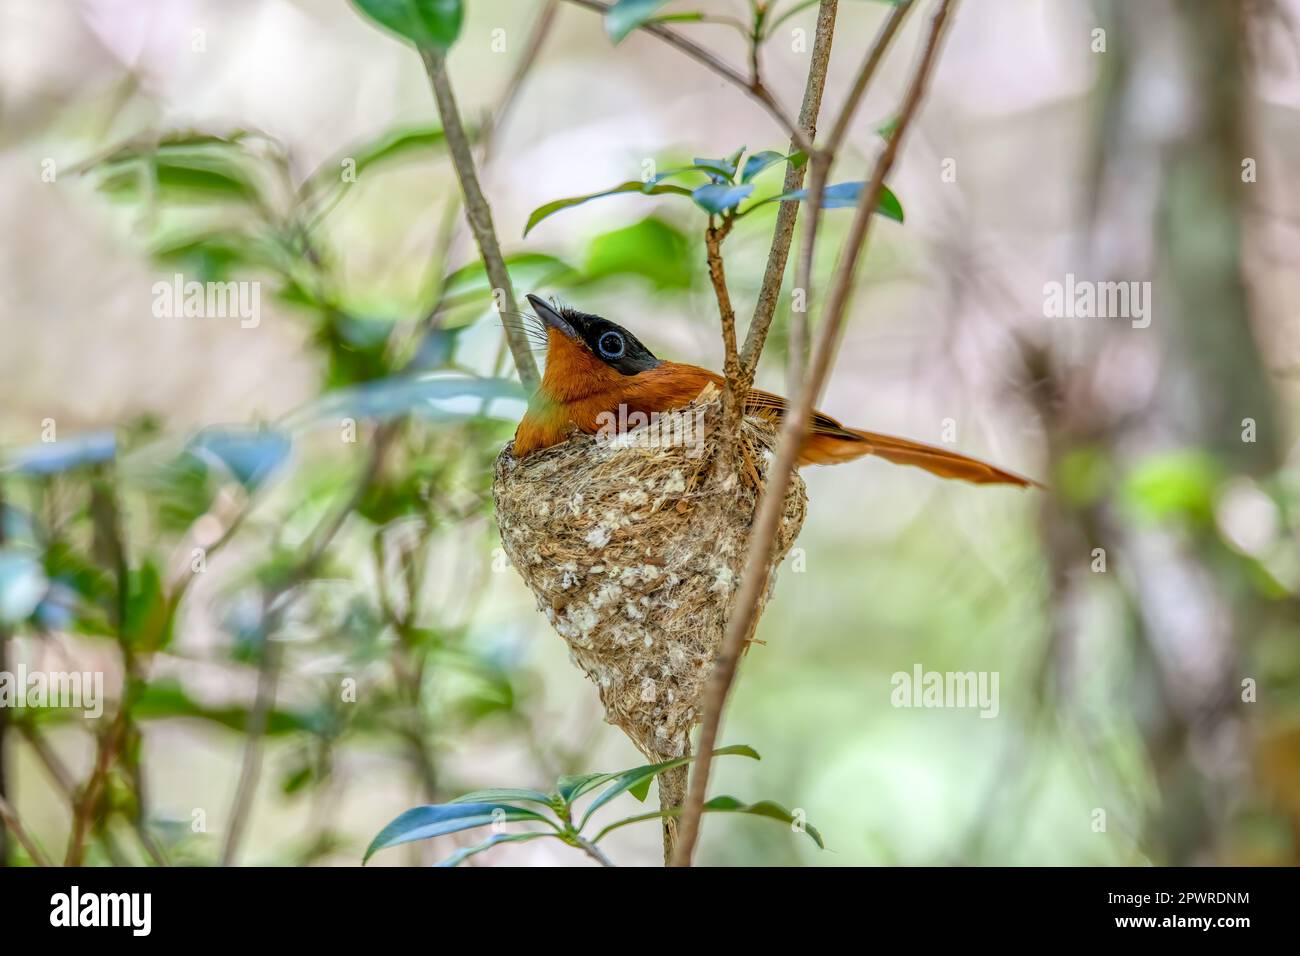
(492, 394, 807, 765)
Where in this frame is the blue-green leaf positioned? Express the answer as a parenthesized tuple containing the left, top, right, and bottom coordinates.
(750, 181, 904, 222)
(692, 154, 740, 183)
(740, 150, 791, 183)
(1, 431, 116, 476)
(524, 180, 692, 237)
(350, 0, 463, 51)
(606, 0, 672, 43)
(435, 832, 557, 867)
(449, 788, 556, 808)
(187, 428, 290, 490)
(593, 794, 825, 848)
(0, 549, 48, 624)
(579, 745, 760, 829)
(555, 772, 610, 804)
(364, 802, 557, 863)
(691, 182, 754, 214)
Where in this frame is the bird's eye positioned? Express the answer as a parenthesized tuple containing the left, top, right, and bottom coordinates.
(597, 330, 625, 359)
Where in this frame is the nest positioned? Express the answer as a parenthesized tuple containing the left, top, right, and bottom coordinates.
(492, 393, 807, 767)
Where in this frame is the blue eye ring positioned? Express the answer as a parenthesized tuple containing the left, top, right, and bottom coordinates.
(597, 330, 625, 358)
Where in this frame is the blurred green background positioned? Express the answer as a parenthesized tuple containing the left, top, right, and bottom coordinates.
(0, 0, 1298, 866)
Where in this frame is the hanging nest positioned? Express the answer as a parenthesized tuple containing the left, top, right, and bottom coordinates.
(492, 389, 807, 770)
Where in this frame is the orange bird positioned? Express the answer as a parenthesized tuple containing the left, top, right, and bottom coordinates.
(512, 295, 1038, 488)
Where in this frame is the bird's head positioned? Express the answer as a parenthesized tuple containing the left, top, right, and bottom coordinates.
(526, 293, 661, 400)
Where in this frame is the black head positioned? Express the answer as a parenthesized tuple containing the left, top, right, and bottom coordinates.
(526, 294, 662, 376)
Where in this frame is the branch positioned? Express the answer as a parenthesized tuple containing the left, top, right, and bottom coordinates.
(0, 795, 51, 867)
(739, 0, 839, 385)
(824, 0, 916, 157)
(671, 0, 960, 867)
(220, 423, 398, 865)
(420, 47, 540, 392)
(788, 0, 916, 385)
(563, 0, 812, 153)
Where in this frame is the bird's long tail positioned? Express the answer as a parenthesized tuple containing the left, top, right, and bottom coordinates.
(798, 427, 1041, 489)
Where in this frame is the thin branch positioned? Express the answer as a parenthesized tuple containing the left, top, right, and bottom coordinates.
(706, 216, 744, 458)
(0, 483, 8, 867)
(220, 423, 398, 865)
(788, 0, 916, 387)
(824, 0, 916, 156)
(420, 47, 540, 391)
(564, 0, 812, 153)
(785, 150, 829, 390)
(575, 835, 616, 867)
(478, 0, 560, 158)
(0, 795, 51, 867)
(672, 0, 960, 867)
(739, 0, 839, 384)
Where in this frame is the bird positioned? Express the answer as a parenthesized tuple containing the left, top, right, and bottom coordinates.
(511, 294, 1039, 488)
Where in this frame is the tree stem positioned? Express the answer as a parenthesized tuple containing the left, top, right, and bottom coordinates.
(420, 47, 540, 392)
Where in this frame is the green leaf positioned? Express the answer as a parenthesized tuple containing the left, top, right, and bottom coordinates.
(593, 795, 825, 848)
(584, 215, 694, 290)
(132, 679, 315, 736)
(441, 253, 577, 303)
(606, 0, 672, 43)
(435, 832, 556, 867)
(579, 744, 760, 829)
(691, 182, 754, 214)
(95, 144, 262, 206)
(649, 12, 705, 26)
(123, 561, 172, 651)
(749, 181, 904, 222)
(523, 180, 692, 237)
(692, 154, 740, 183)
(740, 150, 792, 183)
(0, 549, 48, 625)
(555, 772, 609, 804)
(350, 0, 463, 51)
(1121, 450, 1220, 523)
(344, 125, 448, 177)
(449, 788, 557, 809)
(307, 126, 449, 198)
(151, 231, 271, 284)
(364, 802, 557, 863)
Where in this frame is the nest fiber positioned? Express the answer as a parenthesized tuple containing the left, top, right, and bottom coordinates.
(493, 397, 806, 764)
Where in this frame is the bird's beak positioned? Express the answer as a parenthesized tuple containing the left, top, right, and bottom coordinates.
(526, 294, 579, 342)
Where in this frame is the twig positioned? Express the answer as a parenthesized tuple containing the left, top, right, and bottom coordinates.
(0, 795, 51, 867)
(739, 0, 839, 384)
(563, 0, 812, 153)
(672, 0, 960, 867)
(220, 423, 398, 865)
(575, 835, 616, 867)
(478, 0, 559, 159)
(787, 0, 915, 387)
(0, 483, 8, 866)
(419, 47, 540, 391)
(705, 216, 745, 461)
(824, 0, 916, 156)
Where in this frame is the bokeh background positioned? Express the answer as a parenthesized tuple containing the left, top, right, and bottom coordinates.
(1, 0, 1298, 866)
